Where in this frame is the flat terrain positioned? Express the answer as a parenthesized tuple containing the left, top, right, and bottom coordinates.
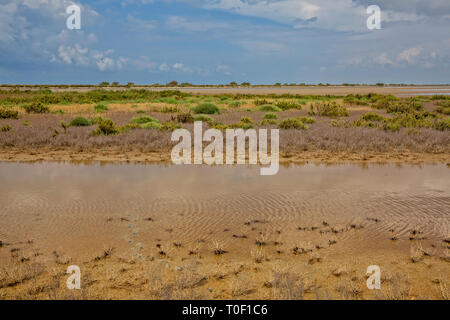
(0, 89, 449, 164)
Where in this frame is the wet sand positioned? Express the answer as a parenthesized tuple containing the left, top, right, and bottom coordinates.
(0, 163, 448, 299)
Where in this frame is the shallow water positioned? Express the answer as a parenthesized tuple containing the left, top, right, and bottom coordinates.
(0, 162, 449, 260)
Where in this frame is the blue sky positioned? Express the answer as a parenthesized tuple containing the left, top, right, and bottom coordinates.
(0, 0, 449, 84)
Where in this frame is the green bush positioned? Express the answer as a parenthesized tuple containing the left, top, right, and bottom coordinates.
(259, 119, 277, 126)
(161, 121, 182, 131)
(92, 117, 119, 136)
(130, 115, 159, 124)
(309, 102, 349, 117)
(433, 118, 450, 131)
(278, 118, 308, 130)
(240, 116, 253, 124)
(161, 106, 179, 113)
(436, 104, 450, 115)
(297, 116, 315, 124)
(254, 99, 270, 106)
(275, 101, 303, 110)
(94, 103, 109, 113)
(23, 102, 49, 114)
(1, 124, 11, 132)
(139, 122, 162, 130)
(0, 108, 19, 119)
(193, 115, 213, 123)
(263, 113, 279, 120)
(69, 116, 91, 127)
(228, 101, 243, 108)
(191, 103, 219, 114)
(361, 112, 385, 122)
(229, 122, 254, 130)
(257, 104, 282, 112)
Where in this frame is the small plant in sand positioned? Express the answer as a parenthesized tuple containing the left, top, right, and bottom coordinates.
(275, 100, 303, 110)
(92, 117, 119, 136)
(191, 103, 220, 115)
(23, 102, 49, 114)
(1, 124, 11, 132)
(130, 115, 159, 125)
(278, 118, 308, 130)
(309, 101, 349, 117)
(175, 112, 194, 123)
(257, 104, 282, 112)
(69, 116, 91, 127)
(263, 113, 279, 120)
(94, 102, 109, 113)
(211, 240, 227, 255)
(193, 114, 213, 124)
(0, 109, 19, 119)
(161, 106, 179, 113)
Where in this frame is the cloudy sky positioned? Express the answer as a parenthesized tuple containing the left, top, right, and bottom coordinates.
(0, 0, 449, 84)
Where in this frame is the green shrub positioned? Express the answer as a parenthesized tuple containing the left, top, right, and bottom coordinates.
(193, 115, 213, 123)
(257, 104, 282, 112)
(254, 99, 270, 106)
(259, 119, 277, 126)
(275, 101, 303, 110)
(263, 113, 279, 120)
(69, 116, 91, 127)
(23, 120, 31, 127)
(0, 108, 19, 119)
(161, 121, 182, 131)
(23, 102, 49, 114)
(229, 122, 254, 130)
(330, 120, 350, 128)
(436, 105, 450, 115)
(52, 109, 65, 114)
(297, 116, 315, 124)
(309, 102, 349, 117)
(278, 118, 308, 130)
(228, 101, 243, 108)
(433, 118, 450, 131)
(1, 124, 11, 132)
(94, 103, 109, 113)
(139, 122, 162, 130)
(93, 117, 119, 136)
(240, 116, 253, 124)
(361, 112, 385, 122)
(130, 115, 159, 124)
(191, 103, 219, 114)
(161, 106, 179, 113)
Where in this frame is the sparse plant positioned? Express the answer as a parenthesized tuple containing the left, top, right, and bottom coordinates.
(23, 102, 49, 114)
(278, 118, 308, 130)
(192, 103, 219, 114)
(69, 116, 91, 127)
(0, 109, 19, 119)
(309, 101, 349, 117)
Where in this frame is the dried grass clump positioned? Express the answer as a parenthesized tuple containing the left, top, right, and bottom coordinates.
(309, 101, 349, 117)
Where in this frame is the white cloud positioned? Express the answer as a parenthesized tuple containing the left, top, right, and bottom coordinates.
(398, 47, 422, 64)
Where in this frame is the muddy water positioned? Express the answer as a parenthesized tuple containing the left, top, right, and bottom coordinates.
(0, 162, 449, 261)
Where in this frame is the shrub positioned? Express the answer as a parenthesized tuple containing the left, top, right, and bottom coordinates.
(191, 103, 219, 114)
(263, 113, 279, 120)
(361, 113, 385, 122)
(23, 102, 49, 114)
(130, 115, 159, 124)
(433, 118, 450, 131)
(229, 122, 254, 130)
(139, 122, 162, 130)
(0, 109, 19, 119)
(1, 124, 11, 132)
(161, 121, 182, 131)
(259, 119, 277, 126)
(278, 118, 308, 130)
(240, 116, 253, 124)
(436, 104, 450, 115)
(330, 120, 350, 128)
(161, 106, 179, 113)
(309, 102, 349, 117)
(254, 99, 270, 106)
(257, 104, 282, 112)
(275, 101, 303, 110)
(297, 116, 315, 124)
(176, 112, 194, 123)
(93, 117, 119, 136)
(69, 116, 91, 127)
(228, 101, 243, 108)
(94, 103, 109, 113)
(193, 115, 213, 123)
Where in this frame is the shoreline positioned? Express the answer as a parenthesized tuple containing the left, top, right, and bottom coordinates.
(1, 147, 449, 165)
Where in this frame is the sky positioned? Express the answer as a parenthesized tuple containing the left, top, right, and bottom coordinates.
(0, 0, 449, 85)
